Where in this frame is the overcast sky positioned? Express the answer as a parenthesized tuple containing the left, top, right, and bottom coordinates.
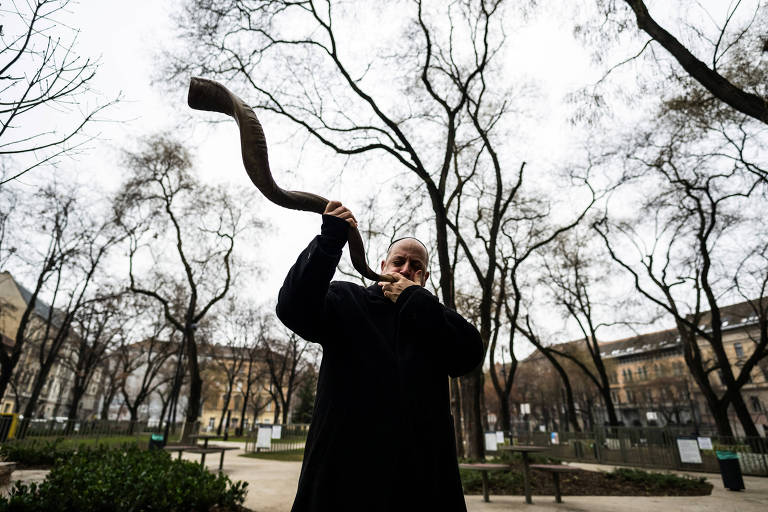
(8, 0, 752, 357)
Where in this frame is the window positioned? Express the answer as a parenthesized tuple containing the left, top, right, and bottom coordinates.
(734, 342, 745, 359)
(626, 390, 634, 403)
(208, 417, 215, 429)
(750, 396, 763, 413)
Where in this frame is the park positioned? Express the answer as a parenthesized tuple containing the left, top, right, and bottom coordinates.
(1, 0, 767, 510)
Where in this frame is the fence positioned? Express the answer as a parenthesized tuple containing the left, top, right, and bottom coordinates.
(0, 418, 180, 446)
(507, 426, 768, 476)
(244, 424, 309, 454)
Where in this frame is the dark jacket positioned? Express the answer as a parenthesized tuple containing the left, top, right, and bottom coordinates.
(277, 215, 484, 512)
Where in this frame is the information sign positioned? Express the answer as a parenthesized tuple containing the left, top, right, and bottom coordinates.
(676, 438, 702, 464)
(256, 426, 272, 449)
(484, 432, 498, 451)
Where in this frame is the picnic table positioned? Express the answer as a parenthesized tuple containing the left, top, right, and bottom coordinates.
(189, 433, 219, 448)
(458, 463, 512, 502)
(499, 445, 549, 504)
(164, 434, 239, 471)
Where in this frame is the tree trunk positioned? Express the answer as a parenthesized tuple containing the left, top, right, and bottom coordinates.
(217, 390, 232, 436)
(600, 386, 620, 426)
(184, 329, 202, 438)
(450, 377, 464, 458)
(21, 359, 55, 429)
(128, 407, 139, 435)
(67, 384, 86, 421)
(498, 394, 511, 433)
(460, 368, 484, 460)
(730, 391, 759, 437)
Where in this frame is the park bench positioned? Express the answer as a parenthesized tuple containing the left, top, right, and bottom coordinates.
(529, 464, 579, 503)
(0, 462, 16, 485)
(163, 444, 198, 460)
(458, 463, 512, 502)
(163, 444, 238, 470)
(186, 445, 239, 471)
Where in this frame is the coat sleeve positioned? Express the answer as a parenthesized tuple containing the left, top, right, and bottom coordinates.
(276, 215, 349, 344)
(396, 285, 484, 377)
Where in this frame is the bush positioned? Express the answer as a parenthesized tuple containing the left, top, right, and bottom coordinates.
(0, 446, 248, 512)
(608, 467, 708, 492)
(0, 439, 77, 468)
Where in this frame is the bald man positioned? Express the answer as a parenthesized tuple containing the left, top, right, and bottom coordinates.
(277, 201, 483, 512)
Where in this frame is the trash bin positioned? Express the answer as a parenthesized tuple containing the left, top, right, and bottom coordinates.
(715, 450, 745, 491)
(148, 433, 166, 450)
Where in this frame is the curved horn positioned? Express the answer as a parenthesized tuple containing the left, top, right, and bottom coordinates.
(188, 77, 393, 283)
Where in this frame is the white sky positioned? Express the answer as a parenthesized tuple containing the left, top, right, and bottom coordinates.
(8, 0, 757, 359)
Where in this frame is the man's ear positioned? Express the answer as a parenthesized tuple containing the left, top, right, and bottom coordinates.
(422, 271, 430, 286)
(380, 259, 386, 272)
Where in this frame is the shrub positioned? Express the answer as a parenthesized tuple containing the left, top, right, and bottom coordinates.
(0, 439, 77, 468)
(608, 467, 708, 491)
(0, 446, 247, 512)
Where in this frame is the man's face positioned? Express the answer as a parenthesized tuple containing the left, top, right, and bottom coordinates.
(380, 238, 429, 286)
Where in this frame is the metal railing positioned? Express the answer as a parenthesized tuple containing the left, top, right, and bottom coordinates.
(244, 424, 309, 454)
(507, 426, 768, 476)
(1, 418, 174, 444)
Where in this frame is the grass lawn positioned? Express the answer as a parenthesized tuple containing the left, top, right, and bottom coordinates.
(19, 435, 150, 448)
(240, 450, 304, 462)
(205, 436, 252, 443)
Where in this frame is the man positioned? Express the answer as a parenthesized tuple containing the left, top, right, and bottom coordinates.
(277, 201, 484, 512)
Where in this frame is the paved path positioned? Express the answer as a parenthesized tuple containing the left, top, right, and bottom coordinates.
(5, 442, 768, 511)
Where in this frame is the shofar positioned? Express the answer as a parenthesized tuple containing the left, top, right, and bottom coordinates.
(187, 77, 393, 283)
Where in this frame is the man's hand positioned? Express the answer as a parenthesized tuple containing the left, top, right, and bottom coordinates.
(324, 200, 358, 229)
(378, 270, 422, 303)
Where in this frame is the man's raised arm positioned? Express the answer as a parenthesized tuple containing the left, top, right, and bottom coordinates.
(276, 202, 356, 343)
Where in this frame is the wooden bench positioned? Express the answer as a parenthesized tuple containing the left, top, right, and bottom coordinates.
(459, 463, 512, 502)
(529, 464, 579, 503)
(187, 445, 239, 470)
(163, 444, 238, 470)
(0, 462, 16, 486)
(163, 444, 198, 460)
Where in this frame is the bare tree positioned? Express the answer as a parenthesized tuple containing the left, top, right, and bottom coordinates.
(116, 135, 251, 435)
(516, 316, 582, 432)
(0, 0, 116, 185)
(592, 120, 768, 436)
(262, 328, 311, 425)
(539, 232, 624, 426)
(116, 311, 176, 431)
(63, 290, 126, 420)
(169, 0, 601, 457)
(614, 0, 768, 125)
(19, 212, 122, 426)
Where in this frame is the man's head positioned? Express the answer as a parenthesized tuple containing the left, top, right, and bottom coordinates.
(380, 237, 430, 286)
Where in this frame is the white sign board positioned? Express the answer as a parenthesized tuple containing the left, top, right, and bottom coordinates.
(676, 438, 702, 464)
(256, 426, 272, 450)
(484, 432, 498, 452)
(646, 411, 658, 421)
(520, 403, 531, 415)
(496, 431, 504, 443)
(697, 437, 713, 450)
(271, 425, 282, 439)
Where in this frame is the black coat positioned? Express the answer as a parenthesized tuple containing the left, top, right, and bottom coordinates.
(277, 215, 484, 512)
